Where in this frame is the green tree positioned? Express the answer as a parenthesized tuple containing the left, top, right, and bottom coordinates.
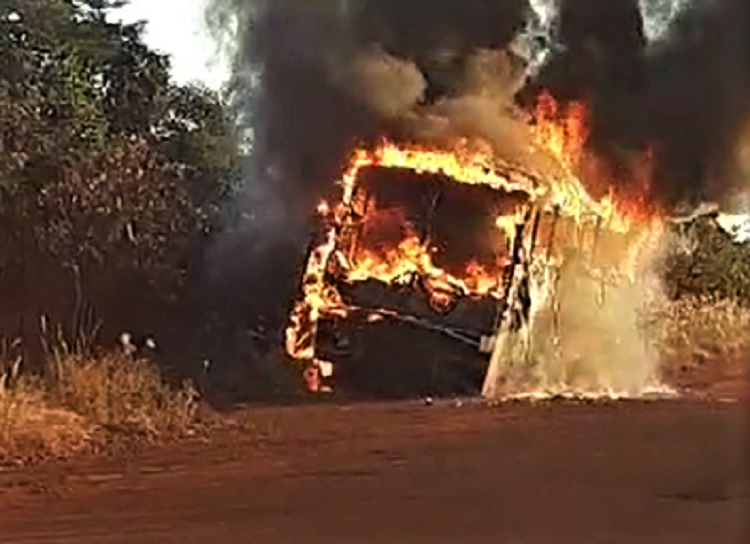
(663, 215, 750, 302)
(0, 0, 238, 349)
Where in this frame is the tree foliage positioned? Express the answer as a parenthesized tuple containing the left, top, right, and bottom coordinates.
(0, 0, 238, 344)
(662, 215, 750, 302)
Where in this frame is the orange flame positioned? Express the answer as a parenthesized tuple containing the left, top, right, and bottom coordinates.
(347, 237, 504, 298)
(530, 89, 657, 224)
(329, 138, 627, 229)
(286, 89, 662, 363)
(531, 89, 590, 173)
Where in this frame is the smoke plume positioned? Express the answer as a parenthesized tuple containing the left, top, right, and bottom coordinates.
(510, 0, 562, 78)
(205, 0, 750, 322)
(637, 0, 750, 207)
(535, 0, 750, 208)
(638, 0, 697, 44)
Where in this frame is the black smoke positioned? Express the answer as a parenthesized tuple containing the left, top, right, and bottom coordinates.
(640, 0, 750, 208)
(205, 0, 750, 323)
(534, 0, 750, 209)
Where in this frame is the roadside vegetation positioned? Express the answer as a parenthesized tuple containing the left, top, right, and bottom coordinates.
(0, 0, 233, 462)
(0, 0, 240, 357)
(653, 216, 750, 388)
(2, 329, 198, 462)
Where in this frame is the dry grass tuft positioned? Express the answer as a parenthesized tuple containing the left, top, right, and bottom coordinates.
(1, 334, 198, 463)
(47, 348, 198, 440)
(1, 379, 93, 461)
(650, 297, 750, 386)
(2, 337, 90, 460)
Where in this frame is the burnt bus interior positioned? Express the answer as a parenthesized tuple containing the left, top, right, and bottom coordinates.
(313, 165, 533, 398)
(296, 157, 630, 398)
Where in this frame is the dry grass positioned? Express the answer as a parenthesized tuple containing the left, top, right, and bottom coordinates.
(650, 297, 750, 385)
(47, 348, 198, 439)
(2, 338, 91, 460)
(1, 336, 198, 463)
(1, 378, 93, 461)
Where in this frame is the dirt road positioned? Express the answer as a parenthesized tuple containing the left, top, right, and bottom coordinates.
(1, 397, 748, 544)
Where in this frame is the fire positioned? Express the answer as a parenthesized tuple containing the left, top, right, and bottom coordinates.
(327, 138, 631, 232)
(373, 141, 610, 223)
(286, 88, 663, 371)
(530, 90, 657, 227)
(328, 140, 547, 216)
(316, 200, 330, 216)
(531, 89, 589, 173)
(347, 237, 436, 284)
(347, 237, 503, 298)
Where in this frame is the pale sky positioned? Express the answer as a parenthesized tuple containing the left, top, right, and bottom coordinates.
(112, 0, 230, 91)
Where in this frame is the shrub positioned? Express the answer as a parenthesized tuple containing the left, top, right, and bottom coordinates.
(46, 347, 198, 439)
(1, 376, 93, 461)
(1, 333, 198, 462)
(662, 215, 750, 302)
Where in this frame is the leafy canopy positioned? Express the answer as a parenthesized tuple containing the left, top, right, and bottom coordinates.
(0, 0, 238, 276)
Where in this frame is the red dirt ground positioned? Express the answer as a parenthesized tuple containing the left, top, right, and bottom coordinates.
(1, 381, 748, 544)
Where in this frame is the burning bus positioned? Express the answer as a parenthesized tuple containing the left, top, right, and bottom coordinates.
(285, 94, 663, 399)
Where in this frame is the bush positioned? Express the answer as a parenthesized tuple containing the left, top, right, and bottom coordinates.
(0, 1, 239, 370)
(1, 335, 198, 463)
(653, 214, 750, 390)
(1, 376, 93, 461)
(662, 215, 750, 302)
(47, 348, 197, 439)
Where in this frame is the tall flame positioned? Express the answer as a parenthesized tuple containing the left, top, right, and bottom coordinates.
(532, 89, 589, 173)
(530, 89, 657, 225)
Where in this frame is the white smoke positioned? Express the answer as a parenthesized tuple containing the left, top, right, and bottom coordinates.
(509, 0, 562, 79)
(638, 0, 712, 44)
(482, 223, 670, 400)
